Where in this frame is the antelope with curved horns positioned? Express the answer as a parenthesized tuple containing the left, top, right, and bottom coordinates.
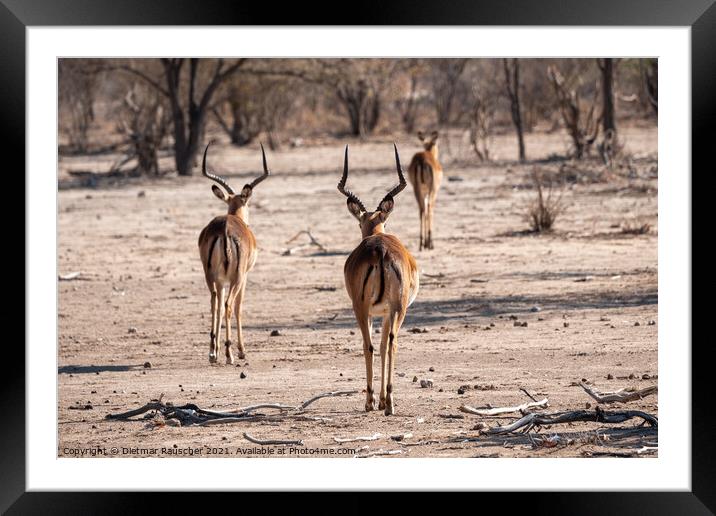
(407, 130, 443, 250)
(339, 144, 419, 415)
(198, 141, 270, 364)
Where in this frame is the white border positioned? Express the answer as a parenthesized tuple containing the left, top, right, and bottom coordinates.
(28, 27, 690, 491)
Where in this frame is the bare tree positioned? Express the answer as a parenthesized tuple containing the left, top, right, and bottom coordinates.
(503, 59, 527, 162)
(397, 66, 421, 134)
(59, 59, 99, 153)
(115, 84, 169, 176)
(641, 58, 658, 115)
(112, 58, 245, 175)
(428, 59, 468, 126)
(213, 73, 296, 149)
(597, 58, 618, 138)
(547, 65, 601, 159)
(469, 84, 495, 162)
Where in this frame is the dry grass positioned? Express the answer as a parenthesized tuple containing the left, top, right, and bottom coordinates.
(621, 220, 651, 235)
(526, 169, 566, 233)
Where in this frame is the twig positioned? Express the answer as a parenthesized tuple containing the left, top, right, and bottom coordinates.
(520, 388, 539, 402)
(243, 432, 304, 446)
(333, 433, 381, 443)
(579, 382, 657, 404)
(283, 230, 328, 255)
(459, 398, 549, 416)
(297, 390, 358, 411)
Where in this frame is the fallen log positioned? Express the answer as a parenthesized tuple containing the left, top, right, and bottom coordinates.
(483, 407, 657, 435)
(459, 398, 549, 416)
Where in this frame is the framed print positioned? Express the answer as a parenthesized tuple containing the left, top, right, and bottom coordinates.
(4, 0, 712, 512)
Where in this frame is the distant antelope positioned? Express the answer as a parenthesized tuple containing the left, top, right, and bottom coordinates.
(339, 144, 419, 415)
(198, 142, 269, 364)
(407, 130, 443, 250)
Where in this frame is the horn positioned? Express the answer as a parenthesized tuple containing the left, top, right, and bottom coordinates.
(337, 145, 367, 213)
(380, 143, 407, 203)
(245, 142, 270, 190)
(201, 141, 235, 195)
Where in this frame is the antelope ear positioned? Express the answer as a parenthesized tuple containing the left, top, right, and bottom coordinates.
(240, 185, 253, 200)
(378, 195, 394, 216)
(347, 198, 364, 220)
(212, 185, 229, 202)
(430, 130, 439, 142)
(417, 131, 425, 142)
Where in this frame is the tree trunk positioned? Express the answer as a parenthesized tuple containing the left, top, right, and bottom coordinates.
(503, 59, 526, 162)
(600, 58, 617, 137)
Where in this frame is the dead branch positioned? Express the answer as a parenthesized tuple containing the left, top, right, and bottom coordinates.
(243, 432, 304, 446)
(354, 449, 405, 458)
(333, 433, 381, 443)
(482, 407, 657, 435)
(582, 446, 657, 458)
(283, 229, 328, 255)
(459, 398, 549, 416)
(59, 271, 83, 281)
(580, 382, 657, 404)
(519, 388, 539, 402)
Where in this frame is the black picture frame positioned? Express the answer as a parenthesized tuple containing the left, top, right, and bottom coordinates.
(4, 0, 710, 512)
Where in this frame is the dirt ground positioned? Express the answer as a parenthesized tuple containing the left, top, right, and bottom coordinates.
(58, 127, 658, 458)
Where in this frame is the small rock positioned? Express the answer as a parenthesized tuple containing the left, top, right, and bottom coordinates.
(563, 322, 569, 328)
(270, 330, 281, 337)
(416, 418, 425, 423)
(648, 320, 656, 326)
(412, 376, 418, 383)
(240, 372, 247, 379)
(607, 374, 614, 380)
(390, 432, 413, 441)
(642, 373, 651, 380)
(530, 306, 541, 312)
(420, 379, 433, 388)
(629, 373, 635, 379)
(375, 328, 381, 334)
(509, 315, 518, 320)
(137, 191, 146, 198)
(428, 366, 435, 372)
(397, 372, 405, 377)
(91, 390, 97, 394)
(585, 402, 591, 409)
(143, 362, 152, 369)
(409, 327, 427, 334)
(128, 327, 138, 334)
(634, 321, 640, 326)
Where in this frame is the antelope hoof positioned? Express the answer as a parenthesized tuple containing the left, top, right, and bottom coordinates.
(364, 394, 375, 412)
(225, 341, 234, 365)
(236, 349, 246, 360)
(208, 353, 218, 364)
(378, 398, 386, 411)
(384, 400, 395, 416)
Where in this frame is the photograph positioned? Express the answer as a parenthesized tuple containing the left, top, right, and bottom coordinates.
(56, 57, 659, 459)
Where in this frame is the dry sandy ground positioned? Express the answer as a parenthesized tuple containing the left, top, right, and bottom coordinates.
(58, 127, 658, 458)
